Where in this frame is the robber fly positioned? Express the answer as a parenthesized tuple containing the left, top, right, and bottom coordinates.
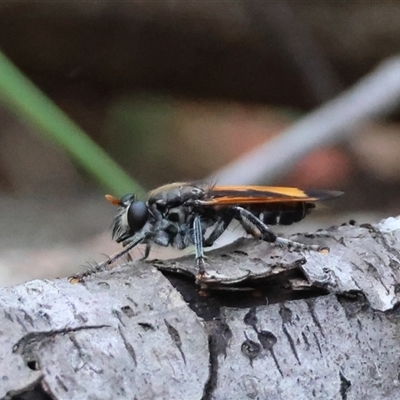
(98, 182, 342, 279)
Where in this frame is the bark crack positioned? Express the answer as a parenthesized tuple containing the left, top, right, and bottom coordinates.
(281, 324, 301, 365)
(339, 370, 351, 400)
(164, 319, 186, 365)
(306, 299, 325, 337)
(201, 333, 219, 400)
(118, 324, 137, 367)
(13, 325, 110, 355)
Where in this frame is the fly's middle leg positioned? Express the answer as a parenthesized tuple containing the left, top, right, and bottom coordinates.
(193, 215, 206, 274)
(232, 206, 329, 253)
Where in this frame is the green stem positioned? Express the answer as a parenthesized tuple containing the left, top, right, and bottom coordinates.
(0, 49, 144, 197)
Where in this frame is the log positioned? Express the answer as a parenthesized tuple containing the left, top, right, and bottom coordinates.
(1, 216, 400, 399)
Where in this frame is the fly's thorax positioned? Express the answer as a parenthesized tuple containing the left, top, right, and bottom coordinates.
(165, 206, 187, 225)
(148, 182, 207, 210)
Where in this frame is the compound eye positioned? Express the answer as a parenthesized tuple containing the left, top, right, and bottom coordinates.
(127, 201, 148, 232)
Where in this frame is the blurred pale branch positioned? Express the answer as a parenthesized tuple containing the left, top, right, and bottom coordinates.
(243, 0, 342, 104)
(0, 49, 144, 197)
(209, 56, 400, 185)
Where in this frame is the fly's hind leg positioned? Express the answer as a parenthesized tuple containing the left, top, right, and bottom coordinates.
(233, 206, 329, 253)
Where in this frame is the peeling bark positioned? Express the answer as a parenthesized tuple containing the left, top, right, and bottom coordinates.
(1, 217, 400, 399)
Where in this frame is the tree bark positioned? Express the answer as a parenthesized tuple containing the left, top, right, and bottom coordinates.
(1, 217, 400, 399)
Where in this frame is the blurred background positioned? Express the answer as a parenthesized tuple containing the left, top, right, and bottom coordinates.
(1, 1, 400, 286)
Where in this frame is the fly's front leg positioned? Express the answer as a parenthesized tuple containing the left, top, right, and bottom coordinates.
(106, 232, 150, 265)
(140, 243, 151, 260)
(233, 206, 329, 253)
(193, 215, 206, 275)
(70, 232, 148, 282)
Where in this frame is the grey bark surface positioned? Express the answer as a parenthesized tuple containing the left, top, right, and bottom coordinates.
(1, 217, 400, 399)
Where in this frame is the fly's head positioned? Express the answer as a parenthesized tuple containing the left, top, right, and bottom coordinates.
(105, 194, 149, 243)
